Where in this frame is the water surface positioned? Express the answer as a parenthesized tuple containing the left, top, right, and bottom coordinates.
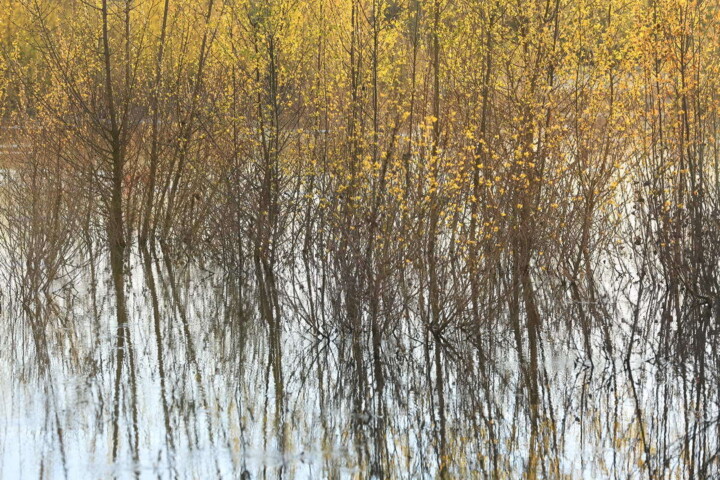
(1, 247, 718, 479)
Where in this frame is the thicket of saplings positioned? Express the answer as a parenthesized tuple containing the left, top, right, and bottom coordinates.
(0, 0, 718, 376)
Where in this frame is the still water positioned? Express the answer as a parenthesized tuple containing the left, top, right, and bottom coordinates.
(1, 246, 718, 479)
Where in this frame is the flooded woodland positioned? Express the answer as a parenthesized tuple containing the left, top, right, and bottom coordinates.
(1, 0, 720, 478)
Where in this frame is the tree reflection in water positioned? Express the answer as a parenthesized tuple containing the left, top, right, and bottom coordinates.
(0, 245, 718, 479)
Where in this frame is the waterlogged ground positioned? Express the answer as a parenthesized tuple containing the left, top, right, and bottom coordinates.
(1, 248, 718, 479)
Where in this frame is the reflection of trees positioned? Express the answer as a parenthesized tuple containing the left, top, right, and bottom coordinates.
(0, 243, 718, 478)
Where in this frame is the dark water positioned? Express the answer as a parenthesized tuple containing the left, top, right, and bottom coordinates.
(1, 247, 718, 479)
